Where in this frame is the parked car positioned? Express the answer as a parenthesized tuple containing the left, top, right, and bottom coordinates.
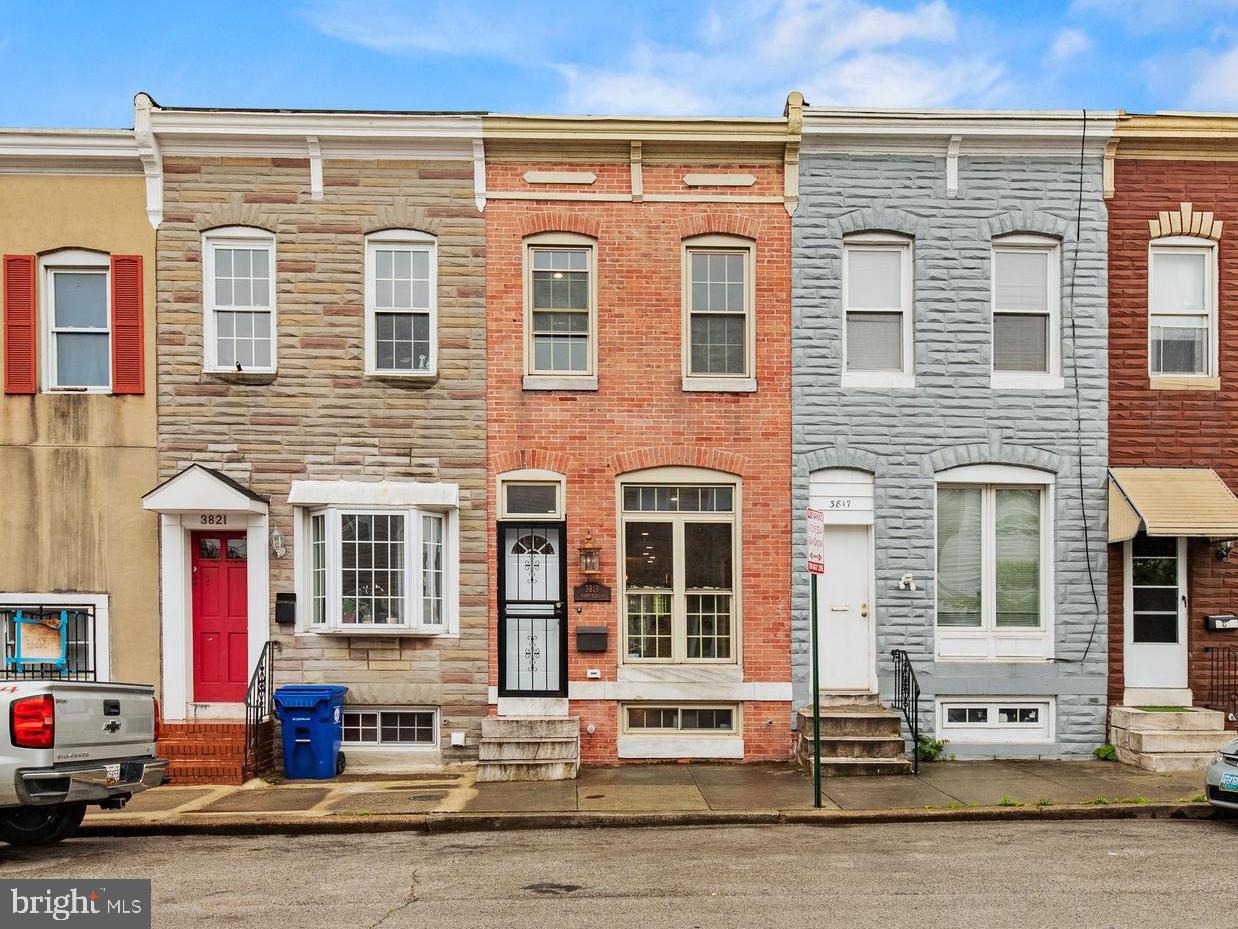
(0, 681, 167, 846)
(1205, 737, 1238, 814)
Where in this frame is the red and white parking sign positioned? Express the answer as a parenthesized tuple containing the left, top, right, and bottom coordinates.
(806, 508, 824, 575)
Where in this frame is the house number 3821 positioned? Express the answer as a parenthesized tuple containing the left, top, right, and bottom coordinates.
(199, 514, 227, 526)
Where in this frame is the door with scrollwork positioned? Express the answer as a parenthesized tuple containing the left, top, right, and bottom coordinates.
(498, 523, 567, 696)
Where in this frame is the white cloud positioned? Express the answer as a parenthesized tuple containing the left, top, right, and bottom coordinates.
(805, 53, 1007, 107)
(1048, 28, 1092, 64)
(301, 0, 534, 59)
(1185, 44, 1238, 107)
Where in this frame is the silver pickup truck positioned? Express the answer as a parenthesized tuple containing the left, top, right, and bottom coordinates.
(0, 680, 167, 846)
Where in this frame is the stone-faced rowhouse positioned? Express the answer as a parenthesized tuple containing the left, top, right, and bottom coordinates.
(478, 101, 802, 776)
(136, 95, 488, 780)
(792, 108, 1116, 766)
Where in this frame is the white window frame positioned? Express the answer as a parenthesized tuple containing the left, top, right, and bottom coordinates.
(40, 249, 112, 393)
(497, 469, 566, 520)
(841, 233, 915, 389)
(341, 705, 439, 749)
(296, 505, 458, 635)
(935, 697, 1055, 744)
(364, 229, 438, 377)
(990, 234, 1063, 390)
(933, 464, 1054, 661)
(1147, 236, 1218, 383)
(522, 232, 598, 390)
(620, 703, 740, 735)
(617, 466, 742, 667)
(202, 226, 277, 374)
(681, 234, 757, 392)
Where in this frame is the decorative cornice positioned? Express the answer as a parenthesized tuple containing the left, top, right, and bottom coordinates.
(1149, 202, 1222, 240)
(363, 199, 442, 236)
(980, 208, 1070, 240)
(0, 128, 142, 177)
(829, 206, 928, 239)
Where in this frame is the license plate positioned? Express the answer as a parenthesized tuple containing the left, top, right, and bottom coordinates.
(1220, 771, 1238, 792)
(104, 764, 121, 786)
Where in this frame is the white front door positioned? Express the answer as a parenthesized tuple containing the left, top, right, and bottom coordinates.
(816, 524, 874, 692)
(500, 524, 564, 695)
(1124, 535, 1188, 690)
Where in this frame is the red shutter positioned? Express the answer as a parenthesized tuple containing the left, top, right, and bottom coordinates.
(3, 255, 37, 395)
(110, 255, 144, 394)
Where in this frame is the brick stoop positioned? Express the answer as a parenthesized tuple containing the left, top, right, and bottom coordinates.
(159, 721, 249, 785)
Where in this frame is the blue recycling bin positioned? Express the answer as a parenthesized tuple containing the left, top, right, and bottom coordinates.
(273, 685, 349, 780)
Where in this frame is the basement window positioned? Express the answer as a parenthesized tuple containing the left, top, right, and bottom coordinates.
(622, 704, 737, 734)
(935, 698, 1053, 743)
(342, 707, 437, 747)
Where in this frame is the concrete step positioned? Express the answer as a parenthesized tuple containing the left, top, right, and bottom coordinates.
(478, 736, 580, 762)
(807, 736, 907, 760)
(475, 759, 578, 782)
(1123, 728, 1234, 754)
(481, 716, 580, 740)
(797, 706, 903, 738)
(1113, 746, 1218, 773)
(802, 756, 914, 777)
(1110, 706, 1225, 732)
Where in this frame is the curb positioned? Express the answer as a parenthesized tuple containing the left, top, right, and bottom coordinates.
(77, 801, 1219, 839)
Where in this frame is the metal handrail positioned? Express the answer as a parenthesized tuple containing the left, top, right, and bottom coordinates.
(242, 641, 278, 781)
(1203, 645, 1238, 722)
(890, 648, 921, 775)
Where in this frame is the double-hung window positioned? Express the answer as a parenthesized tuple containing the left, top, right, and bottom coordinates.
(365, 230, 437, 376)
(305, 508, 452, 633)
(524, 233, 596, 388)
(203, 227, 276, 373)
(1149, 239, 1217, 380)
(621, 479, 738, 664)
(991, 235, 1061, 388)
(935, 467, 1052, 660)
(43, 251, 110, 390)
(683, 236, 756, 391)
(842, 234, 913, 387)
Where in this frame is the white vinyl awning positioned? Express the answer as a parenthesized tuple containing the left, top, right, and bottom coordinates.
(1108, 467, 1238, 542)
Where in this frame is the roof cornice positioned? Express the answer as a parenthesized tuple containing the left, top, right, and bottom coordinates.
(482, 114, 792, 144)
(0, 129, 143, 175)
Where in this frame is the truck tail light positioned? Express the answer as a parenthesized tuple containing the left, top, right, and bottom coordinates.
(11, 694, 55, 749)
(153, 698, 161, 742)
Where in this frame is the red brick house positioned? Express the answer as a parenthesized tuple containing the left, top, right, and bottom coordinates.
(1106, 114, 1238, 769)
(478, 101, 802, 776)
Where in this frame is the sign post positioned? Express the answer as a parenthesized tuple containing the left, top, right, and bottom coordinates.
(806, 507, 825, 809)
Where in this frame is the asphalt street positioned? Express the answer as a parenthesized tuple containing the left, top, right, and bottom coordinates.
(1, 819, 1235, 928)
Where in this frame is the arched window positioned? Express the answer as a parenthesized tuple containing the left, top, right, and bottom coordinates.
(202, 226, 276, 373)
(364, 229, 438, 376)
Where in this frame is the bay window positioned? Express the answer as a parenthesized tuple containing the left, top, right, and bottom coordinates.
(842, 234, 914, 387)
(1149, 239, 1216, 378)
(621, 480, 737, 664)
(203, 226, 276, 373)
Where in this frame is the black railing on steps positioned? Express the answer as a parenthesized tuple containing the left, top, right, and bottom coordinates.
(890, 648, 921, 775)
(243, 641, 278, 782)
(1203, 646, 1238, 723)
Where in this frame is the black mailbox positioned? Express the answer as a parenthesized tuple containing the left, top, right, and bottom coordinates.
(1206, 613, 1238, 631)
(275, 592, 297, 625)
(576, 626, 608, 652)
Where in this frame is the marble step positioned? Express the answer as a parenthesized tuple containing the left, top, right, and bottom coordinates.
(478, 736, 580, 762)
(1110, 706, 1225, 732)
(797, 706, 903, 738)
(481, 716, 580, 740)
(475, 759, 578, 782)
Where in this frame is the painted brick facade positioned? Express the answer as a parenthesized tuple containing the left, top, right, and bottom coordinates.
(792, 138, 1111, 757)
(1107, 156, 1238, 721)
(485, 136, 794, 765)
(155, 153, 488, 758)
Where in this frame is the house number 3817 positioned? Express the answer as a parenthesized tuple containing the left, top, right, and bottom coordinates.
(826, 499, 853, 510)
(199, 514, 227, 525)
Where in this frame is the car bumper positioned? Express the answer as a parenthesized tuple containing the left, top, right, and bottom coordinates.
(1204, 761, 1238, 811)
(14, 758, 168, 806)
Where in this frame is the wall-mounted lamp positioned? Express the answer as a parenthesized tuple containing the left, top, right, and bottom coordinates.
(579, 532, 601, 575)
(1218, 541, 1234, 562)
(270, 526, 287, 559)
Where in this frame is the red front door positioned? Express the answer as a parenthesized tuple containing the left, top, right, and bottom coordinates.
(191, 531, 249, 702)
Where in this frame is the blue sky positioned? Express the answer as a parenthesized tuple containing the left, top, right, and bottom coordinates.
(2, 0, 1238, 126)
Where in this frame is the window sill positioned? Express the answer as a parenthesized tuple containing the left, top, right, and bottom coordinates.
(618, 736, 744, 760)
(364, 371, 439, 387)
(300, 625, 449, 637)
(990, 373, 1064, 391)
(1149, 375, 1220, 391)
(681, 376, 757, 393)
(204, 370, 277, 386)
(44, 387, 113, 395)
(841, 371, 915, 389)
(523, 374, 598, 391)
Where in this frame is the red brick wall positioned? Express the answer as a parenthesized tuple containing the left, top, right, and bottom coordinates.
(1109, 158, 1238, 713)
(486, 156, 792, 762)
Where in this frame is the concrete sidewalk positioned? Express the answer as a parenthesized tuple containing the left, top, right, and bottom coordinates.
(78, 760, 1216, 836)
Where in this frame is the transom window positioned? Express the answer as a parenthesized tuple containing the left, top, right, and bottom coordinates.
(365, 231, 437, 375)
(203, 227, 276, 372)
(46, 263, 110, 390)
(1149, 240, 1216, 377)
(528, 244, 593, 375)
(842, 235, 913, 385)
(684, 238, 754, 381)
(991, 236, 1060, 382)
(342, 707, 437, 746)
(306, 507, 450, 632)
(623, 704, 737, 733)
(621, 480, 737, 663)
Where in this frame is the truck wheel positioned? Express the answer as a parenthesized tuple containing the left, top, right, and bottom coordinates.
(0, 803, 87, 847)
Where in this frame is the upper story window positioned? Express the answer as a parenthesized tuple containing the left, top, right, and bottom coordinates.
(991, 235, 1062, 389)
(203, 226, 275, 373)
(842, 234, 914, 388)
(42, 250, 111, 391)
(682, 235, 756, 392)
(620, 471, 738, 665)
(365, 230, 437, 377)
(1149, 238, 1217, 379)
(523, 232, 597, 390)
